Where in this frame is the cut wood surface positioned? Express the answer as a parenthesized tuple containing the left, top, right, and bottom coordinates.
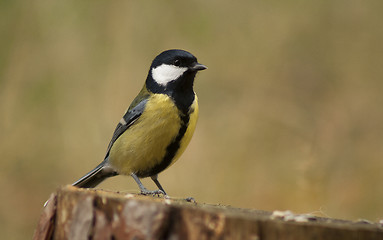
(34, 185, 383, 240)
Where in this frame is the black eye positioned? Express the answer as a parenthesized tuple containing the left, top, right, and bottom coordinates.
(174, 59, 181, 66)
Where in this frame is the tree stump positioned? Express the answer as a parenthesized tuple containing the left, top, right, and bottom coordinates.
(33, 185, 383, 240)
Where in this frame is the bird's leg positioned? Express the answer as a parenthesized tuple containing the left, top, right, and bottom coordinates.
(151, 174, 167, 196)
(131, 173, 165, 196)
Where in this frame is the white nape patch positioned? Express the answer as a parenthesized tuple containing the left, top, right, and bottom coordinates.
(151, 64, 188, 86)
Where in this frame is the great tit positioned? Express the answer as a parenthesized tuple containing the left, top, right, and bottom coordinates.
(72, 49, 207, 195)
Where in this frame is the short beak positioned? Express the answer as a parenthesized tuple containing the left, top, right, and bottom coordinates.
(189, 62, 208, 71)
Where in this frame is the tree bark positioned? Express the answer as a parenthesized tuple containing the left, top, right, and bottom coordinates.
(33, 185, 383, 240)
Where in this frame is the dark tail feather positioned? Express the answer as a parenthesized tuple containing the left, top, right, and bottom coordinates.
(72, 160, 118, 188)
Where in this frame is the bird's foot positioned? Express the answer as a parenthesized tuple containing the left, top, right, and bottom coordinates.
(140, 188, 166, 196)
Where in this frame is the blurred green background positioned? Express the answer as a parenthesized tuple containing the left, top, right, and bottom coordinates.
(1, 1, 383, 239)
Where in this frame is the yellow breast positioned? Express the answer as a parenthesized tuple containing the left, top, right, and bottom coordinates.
(108, 93, 198, 176)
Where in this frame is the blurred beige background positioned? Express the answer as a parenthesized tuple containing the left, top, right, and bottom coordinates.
(1, 1, 383, 239)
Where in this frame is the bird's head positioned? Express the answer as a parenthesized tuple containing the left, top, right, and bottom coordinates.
(146, 49, 207, 92)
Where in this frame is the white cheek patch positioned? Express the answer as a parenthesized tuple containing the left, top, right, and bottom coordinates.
(151, 64, 188, 86)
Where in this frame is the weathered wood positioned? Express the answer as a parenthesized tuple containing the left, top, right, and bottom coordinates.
(34, 185, 383, 240)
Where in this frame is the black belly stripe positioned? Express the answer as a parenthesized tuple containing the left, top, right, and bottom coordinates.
(136, 113, 190, 178)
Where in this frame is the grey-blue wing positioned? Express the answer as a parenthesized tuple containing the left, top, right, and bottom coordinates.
(104, 98, 148, 158)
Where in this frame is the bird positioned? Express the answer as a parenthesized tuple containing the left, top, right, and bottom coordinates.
(72, 49, 207, 195)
